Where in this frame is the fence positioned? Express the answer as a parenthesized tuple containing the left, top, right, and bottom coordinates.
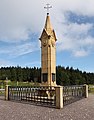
(0, 89, 5, 95)
(6, 86, 56, 107)
(0, 88, 5, 100)
(63, 85, 88, 105)
(5, 85, 88, 109)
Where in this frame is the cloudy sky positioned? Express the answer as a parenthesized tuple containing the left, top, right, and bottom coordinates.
(0, 0, 94, 72)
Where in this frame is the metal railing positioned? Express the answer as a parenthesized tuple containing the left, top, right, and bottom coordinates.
(8, 86, 56, 107)
(0, 89, 5, 100)
(5, 85, 88, 109)
(63, 85, 85, 105)
(0, 89, 5, 96)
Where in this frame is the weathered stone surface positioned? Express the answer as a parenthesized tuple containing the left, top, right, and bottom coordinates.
(0, 94, 94, 120)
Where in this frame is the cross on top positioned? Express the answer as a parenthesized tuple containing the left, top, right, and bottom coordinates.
(44, 4, 52, 14)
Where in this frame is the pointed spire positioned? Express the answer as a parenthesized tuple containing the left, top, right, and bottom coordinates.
(39, 4, 57, 41)
(44, 13, 53, 31)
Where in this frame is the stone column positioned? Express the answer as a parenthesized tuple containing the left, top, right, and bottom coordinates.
(83, 84, 88, 98)
(55, 86, 63, 109)
(5, 85, 9, 100)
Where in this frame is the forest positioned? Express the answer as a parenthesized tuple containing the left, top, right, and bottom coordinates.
(0, 65, 94, 85)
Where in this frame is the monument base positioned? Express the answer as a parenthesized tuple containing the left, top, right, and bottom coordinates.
(39, 82, 57, 97)
(41, 82, 57, 87)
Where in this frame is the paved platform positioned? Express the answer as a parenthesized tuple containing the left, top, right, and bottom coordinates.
(0, 94, 94, 120)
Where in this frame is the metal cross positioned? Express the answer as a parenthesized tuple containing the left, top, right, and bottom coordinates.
(44, 4, 52, 14)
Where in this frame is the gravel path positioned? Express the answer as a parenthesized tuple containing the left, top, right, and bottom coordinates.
(0, 94, 94, 120)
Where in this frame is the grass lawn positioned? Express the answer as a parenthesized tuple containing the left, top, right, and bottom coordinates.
(88, 85, 94, 94)
(0, 80, 40, 96)
(0, 80, 40, 89)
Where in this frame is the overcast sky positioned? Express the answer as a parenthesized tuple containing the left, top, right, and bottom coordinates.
(0, 0, 94, 72)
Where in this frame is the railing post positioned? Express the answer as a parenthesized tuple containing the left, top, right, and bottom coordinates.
(55, 86, 63, 109)
(5, 85, 9, 100)
(83, 84, 88, 98)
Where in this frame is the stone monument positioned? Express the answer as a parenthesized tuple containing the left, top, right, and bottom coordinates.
(39, 4, 57, 86)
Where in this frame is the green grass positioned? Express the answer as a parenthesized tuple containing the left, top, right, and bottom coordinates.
(0, 80, 40, 89)
(0, 90, 5, 95)
(88, 85, 94, 94)
(0, 80, 41, 95)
